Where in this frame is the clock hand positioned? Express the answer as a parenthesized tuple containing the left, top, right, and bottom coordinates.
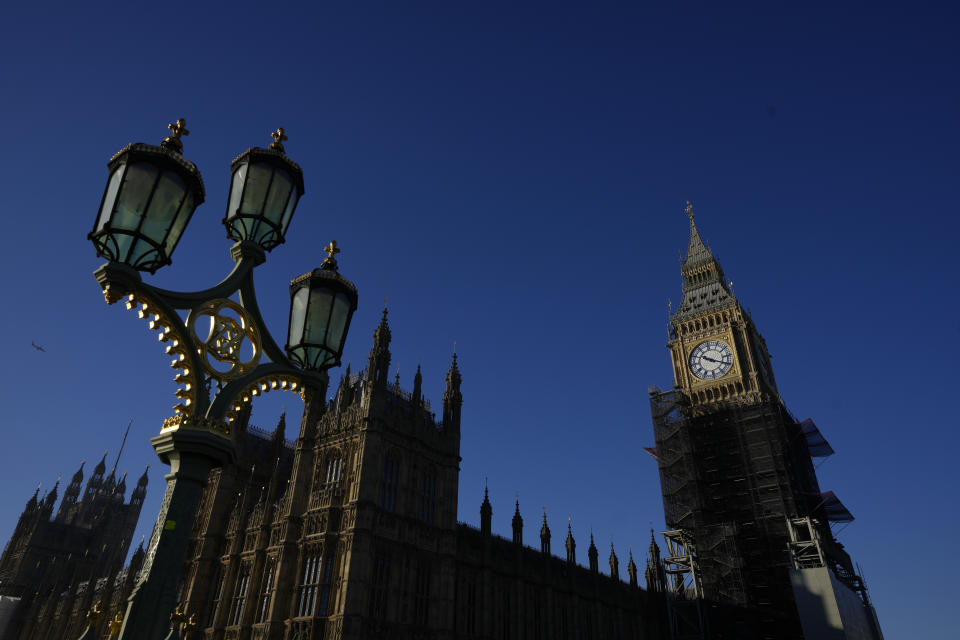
(702, 356, 723, 364)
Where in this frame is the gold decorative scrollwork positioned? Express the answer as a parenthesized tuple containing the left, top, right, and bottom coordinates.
(117, 293, 198, 415)
(222, 374, 303, 423)
(189, 298, 261, 382)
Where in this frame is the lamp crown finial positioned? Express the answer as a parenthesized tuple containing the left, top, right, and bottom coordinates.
(161, 118, 190, 153)
(270, 127, 288, 152)
(321, 240, 341, 270)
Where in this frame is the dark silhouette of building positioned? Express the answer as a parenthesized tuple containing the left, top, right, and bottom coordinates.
(174, 309, 666, 640)
(648, 204, 883, 639)
(0, 443, 149, 640)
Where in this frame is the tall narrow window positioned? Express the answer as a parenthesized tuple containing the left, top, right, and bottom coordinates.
(228, 563, 251, 626)
(369, 553, 391, 619)
(414, 562, 430, 626)
(419, 470, 436, 524)
(256, 559, 275, 623)
(208, 565, 225, 627)
(379, 456, 399, 512)
(295, 551, 322, 618)
(318, 551, 335, 616)
(324, 456, 343, 488)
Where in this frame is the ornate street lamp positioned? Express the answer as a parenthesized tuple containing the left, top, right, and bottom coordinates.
(87, 121, 357, 640)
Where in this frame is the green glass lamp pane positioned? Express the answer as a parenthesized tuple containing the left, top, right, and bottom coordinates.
(140, 170, 186, 245)
(114, 163, 160, 231)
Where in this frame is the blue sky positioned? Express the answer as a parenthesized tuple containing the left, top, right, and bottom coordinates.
(1, 2, 957, 637)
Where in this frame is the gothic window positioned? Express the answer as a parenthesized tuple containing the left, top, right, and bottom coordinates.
(418, 470, 436, 524)
(208, 565, 225, 627)
(256, 559, 275, 623)
(228, 563, 251, 626)
(414, 561, 431, 627)
(369, 553, 391, 619)
(317, 551, 335, 616)
(324, 456, 343, 489)
(379, 456, 399, 512)
(295, 551, 322, 617)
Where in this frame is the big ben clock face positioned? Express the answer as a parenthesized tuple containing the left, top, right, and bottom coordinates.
(689, 340, 733, 380)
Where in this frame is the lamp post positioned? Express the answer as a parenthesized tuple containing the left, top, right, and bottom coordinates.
(88, 121, 358, 640)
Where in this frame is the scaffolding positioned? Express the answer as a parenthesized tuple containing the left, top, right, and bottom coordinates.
(648, 389, 831, 638)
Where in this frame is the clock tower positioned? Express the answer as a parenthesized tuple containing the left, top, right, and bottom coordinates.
(649, 203, 884, 640)
(668, 202, 777, 410)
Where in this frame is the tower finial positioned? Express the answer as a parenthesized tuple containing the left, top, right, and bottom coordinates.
(110, 420, 133, 477)
(685, 200, 694, 221)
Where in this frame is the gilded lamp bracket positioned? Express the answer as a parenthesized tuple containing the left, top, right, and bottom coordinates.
(94, 239, 326, 434)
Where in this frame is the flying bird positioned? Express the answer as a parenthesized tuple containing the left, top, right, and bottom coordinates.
(31, 341, 46, 352)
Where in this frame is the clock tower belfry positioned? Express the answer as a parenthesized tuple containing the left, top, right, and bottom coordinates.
(668, 202, 777, 409)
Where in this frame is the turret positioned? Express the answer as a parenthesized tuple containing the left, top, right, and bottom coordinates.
(645, 529, 666, 593)
(480, 486, 492, 536)
(57, 461, 85, 520)
(272, 413, 287, 457)
(84, 452, 108, 501)
(442, 354, 462, 432)
(588, 532, 599, 572)
(130, 465, 149, 507)
(42, 480, 59, 514)
(609, 543, 619, 580)
(114, 472, 128, 499)
(366, 307, 392, 388)
(627, 550, 638, 587)
(511, 500, 523, 545)
(540, 511, 551, 555)
(412, 364, 423, 406)
(565, 522, 576, 564)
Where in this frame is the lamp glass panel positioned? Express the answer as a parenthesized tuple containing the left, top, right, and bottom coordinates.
(326, 293, 351, 356)
(240, 163, 272, 215)
(226, 162, 248, 221)
(279, 188, 298, 234)
(288, 287, 308, 349)
(164, 191, 195, 256)
(140, 170, 186, 246)
(114, 233, 134, 263)
(114, 162, 160, 230)
(96, 163, 125, 232)
(305, 288, 333, 347)
(263, 169, 293, 225)
(127, 237, 157, 268)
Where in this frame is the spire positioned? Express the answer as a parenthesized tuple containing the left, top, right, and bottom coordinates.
(540, 509, 551, 555)
(26, 484, 40, 510)
(71, 461, 85, 485)
(43, 480, 59, 509)
(675, 201, 734, 318)
(480, 484, 492, 536)
(109, 420, 133, 477)
(646, 528, 666, 593)
(512, 498, 523, 545)
(93, 451, 107, 476)
(443, 353, 463, 431)
(628, 550, 638, 587)
(682, 201, 712, 268)
(412, 364, 423, 406)
(588, 531, 599, 572)
(115, 472, 127, 498)
(272, 413, 287, 455)
(366, 306, 392, 386)
(609, 542, 620, 580)
(565, 521, 576, 564)
(131, 465, 149, 507)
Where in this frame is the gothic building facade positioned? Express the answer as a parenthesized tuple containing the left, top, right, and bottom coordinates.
(175, 310, 666, 640)
(0, 451, 149, 640)
(648, 204, 883, 639)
